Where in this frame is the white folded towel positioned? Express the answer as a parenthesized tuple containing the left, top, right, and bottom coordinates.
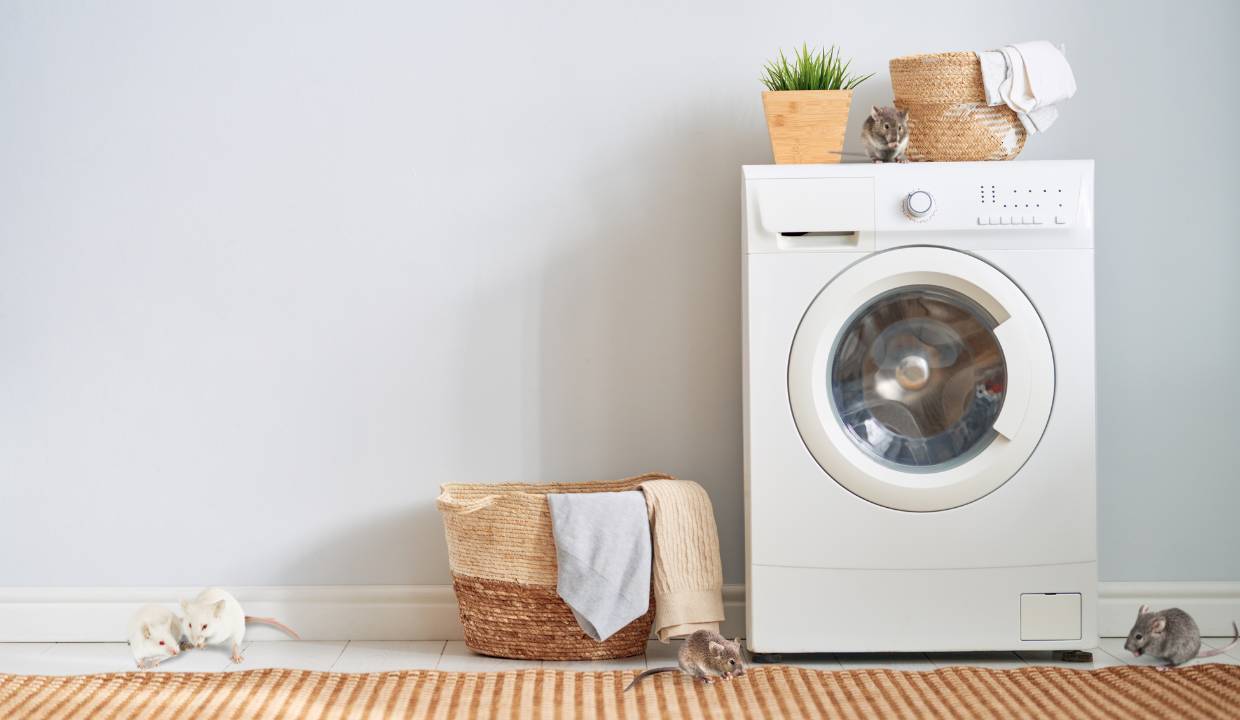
(547, 491, 651, 642)
(976, 41, 1076, 133)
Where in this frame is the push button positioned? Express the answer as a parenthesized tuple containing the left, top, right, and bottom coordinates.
(1055, 216, 1067, 224)
(998, 217, 1009, 225)
(978, 216, 989, 225)
(990, 216, 1001, 225)
(1032, 217, 1044, 225)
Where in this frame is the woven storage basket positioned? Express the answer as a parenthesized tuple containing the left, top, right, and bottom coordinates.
(889, 51, 1025, 161)
(437, 472, 671, 660)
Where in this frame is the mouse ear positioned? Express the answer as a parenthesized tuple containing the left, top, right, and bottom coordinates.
(1151, 615, 1167, 633)
(708, 641, 725, 657)
(898, 108, 909, 121)
(870, 106, 882, 121)
(1138, 604, 1151, 617)
(142, 623, 151, 640)
(212, 599, 227, 617)
(180, 599, 189, 612)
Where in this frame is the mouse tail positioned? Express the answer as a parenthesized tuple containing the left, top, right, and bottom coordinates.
(245, 616, 301, 640)
(623, 666, 678, 692)
(1196, 621, 1239, 658)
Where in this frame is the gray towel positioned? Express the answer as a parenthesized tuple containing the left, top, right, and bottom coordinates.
(546, 491, 651, 641)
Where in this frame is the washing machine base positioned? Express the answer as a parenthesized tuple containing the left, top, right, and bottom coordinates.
(746, 562, 1098, 654)
(747, 650, 1096, 664)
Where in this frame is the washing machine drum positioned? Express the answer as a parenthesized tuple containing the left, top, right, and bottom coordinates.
(833, 286, 1006, 470)
(788, 247, 1054, 512)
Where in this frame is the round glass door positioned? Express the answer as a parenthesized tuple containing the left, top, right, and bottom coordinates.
(831, 286, 1007, 471)
(787, 247, 1055, 512)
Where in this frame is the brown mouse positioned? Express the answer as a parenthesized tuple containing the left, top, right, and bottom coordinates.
(624, 630, 745, 691)
(1124, 604, 1239, 667)
(861, 106, 910, 163)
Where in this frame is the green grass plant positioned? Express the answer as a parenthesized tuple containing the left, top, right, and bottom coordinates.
(761, 44, 872, 91)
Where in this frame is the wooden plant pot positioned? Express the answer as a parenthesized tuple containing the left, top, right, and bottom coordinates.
(762, 89, 853, 164)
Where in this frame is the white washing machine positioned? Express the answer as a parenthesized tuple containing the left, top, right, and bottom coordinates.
(742, 160, 1096, 655)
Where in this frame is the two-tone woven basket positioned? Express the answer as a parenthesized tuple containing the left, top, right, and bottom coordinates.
(889, 51, 1025, 161)
(437, 472, 671, 660)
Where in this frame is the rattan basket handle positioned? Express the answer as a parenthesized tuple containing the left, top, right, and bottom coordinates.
(436, 492, 500, 515)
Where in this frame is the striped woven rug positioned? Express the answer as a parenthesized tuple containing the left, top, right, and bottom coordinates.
(1, 664, 1238, 719)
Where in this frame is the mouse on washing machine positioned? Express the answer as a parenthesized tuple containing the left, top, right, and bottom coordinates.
(861, 106, 910, 163)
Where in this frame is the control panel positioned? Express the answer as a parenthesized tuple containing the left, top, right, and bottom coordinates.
(976, 181, 1070, 226)
(869, 162, 1089, 232)
(742, 160, 1094, 252)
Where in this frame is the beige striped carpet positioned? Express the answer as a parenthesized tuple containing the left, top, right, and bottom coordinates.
(1, 664, 1238, 719)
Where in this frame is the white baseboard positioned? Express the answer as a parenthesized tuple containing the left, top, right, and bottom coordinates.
(1097, 582, 1240, 638)
(0, 582, 1234, 643)
(0, 586, 464, 643)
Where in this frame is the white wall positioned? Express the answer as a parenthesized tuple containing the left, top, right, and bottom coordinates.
(1, 0, 1237, 588)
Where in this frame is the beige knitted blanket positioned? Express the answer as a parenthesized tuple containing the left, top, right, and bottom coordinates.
(639, 479, 725, 642)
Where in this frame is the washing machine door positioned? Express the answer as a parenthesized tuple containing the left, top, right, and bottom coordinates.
(788, 246, 1054, 512)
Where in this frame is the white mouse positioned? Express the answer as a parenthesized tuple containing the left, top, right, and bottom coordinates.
(181, 587, 300, 663)
(127, 604, 185, 670)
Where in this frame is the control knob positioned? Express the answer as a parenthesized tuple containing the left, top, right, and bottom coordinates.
(904, 190, 934, 218)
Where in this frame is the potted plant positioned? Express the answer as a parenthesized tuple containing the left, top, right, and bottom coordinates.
(761, 44, 872, 164)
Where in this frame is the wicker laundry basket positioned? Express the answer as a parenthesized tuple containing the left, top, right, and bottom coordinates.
(889, 51, 1025, 161)
(437, 472, 670, 660)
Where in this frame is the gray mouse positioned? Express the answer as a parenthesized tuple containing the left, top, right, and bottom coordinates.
(624, 630, 745, 691)
(1124, 604, 1239, 667)
(861, 106, 910, 163)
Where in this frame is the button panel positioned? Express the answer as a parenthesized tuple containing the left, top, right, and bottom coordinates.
(976, 215, 1059, 226)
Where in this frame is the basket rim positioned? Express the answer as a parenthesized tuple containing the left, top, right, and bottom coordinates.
(889, 50, 979, 64)
(438, 471, 676, 504)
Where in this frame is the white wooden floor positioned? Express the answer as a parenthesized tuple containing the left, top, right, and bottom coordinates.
(0, 638, 1237, 675)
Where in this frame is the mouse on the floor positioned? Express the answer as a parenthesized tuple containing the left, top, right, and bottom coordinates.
(181, 587, 301, 663)
(1124, 604, 1239, 668)
(624, 630, 745, 691)
(127, 604, 185, 670)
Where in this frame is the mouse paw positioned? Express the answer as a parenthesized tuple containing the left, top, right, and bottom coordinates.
(231, 654, 245, 663)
